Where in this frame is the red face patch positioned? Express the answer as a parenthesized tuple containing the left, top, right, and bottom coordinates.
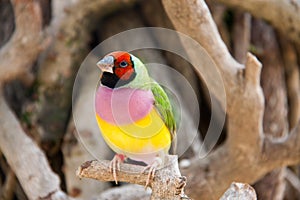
(108, 51, 135, 80)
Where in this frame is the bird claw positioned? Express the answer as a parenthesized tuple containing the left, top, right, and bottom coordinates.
(176, 176, 190, 199)
(141, 157, 162, 188)
(109, 154, 125, 184)
(142, 164, 156, 188)
(175, 176, 187, 193)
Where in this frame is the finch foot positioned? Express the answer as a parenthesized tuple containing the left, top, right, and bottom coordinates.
(175, 176, 190, 199)
(141, 157, 162, 188)
(175, 176, 187, 195)
(109, 154, 125, 184)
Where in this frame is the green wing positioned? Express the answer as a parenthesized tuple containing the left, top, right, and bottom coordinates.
(151, 81, 177, 153)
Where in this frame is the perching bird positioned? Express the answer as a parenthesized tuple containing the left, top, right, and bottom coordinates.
(95, 51, 176, 186)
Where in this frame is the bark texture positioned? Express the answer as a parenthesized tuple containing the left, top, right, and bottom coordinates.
(77, 156, 189, 200)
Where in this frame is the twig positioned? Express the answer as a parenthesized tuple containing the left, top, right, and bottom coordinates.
(76, 155, 189, 200)
(216, 0, 300, 44)
(0, 93, 71, 200)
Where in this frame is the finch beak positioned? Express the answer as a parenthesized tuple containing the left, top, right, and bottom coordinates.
(97, 55, 114, 73)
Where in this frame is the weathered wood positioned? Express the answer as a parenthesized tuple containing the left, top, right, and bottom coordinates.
(162, 0, 300, 199)
(0, 94, 71, 200)
(77, 155, 188, 200)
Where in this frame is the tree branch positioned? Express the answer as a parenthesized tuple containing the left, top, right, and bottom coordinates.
(0, 93, 71, 200)
(76, 155, 189, 200)
(164, 0, 264, 152)
(0, 0, 46, 84)
(251, 20, 289, 198)
(161, 0, 300, 199)
(162, 0, 243, 90)
(216, 0, 300, 44)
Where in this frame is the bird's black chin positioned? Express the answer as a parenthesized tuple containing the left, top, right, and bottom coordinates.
(100, 72, 136, 88)
(100, 72, 119, 88)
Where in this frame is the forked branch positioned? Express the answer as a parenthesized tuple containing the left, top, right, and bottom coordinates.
(161, 0, 300, 199)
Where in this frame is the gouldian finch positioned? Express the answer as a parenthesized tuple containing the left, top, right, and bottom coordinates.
(95, 51, 176, 186)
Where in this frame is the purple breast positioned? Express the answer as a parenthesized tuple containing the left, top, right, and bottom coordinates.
(95, 86, 154, 125)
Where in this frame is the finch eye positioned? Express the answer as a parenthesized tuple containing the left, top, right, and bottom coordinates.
(119, 61, 128, 68)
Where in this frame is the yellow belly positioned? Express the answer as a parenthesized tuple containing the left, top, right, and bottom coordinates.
(96, 108, 171, 156)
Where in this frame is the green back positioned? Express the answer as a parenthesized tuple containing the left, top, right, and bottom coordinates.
(151, 81, 177, 153)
